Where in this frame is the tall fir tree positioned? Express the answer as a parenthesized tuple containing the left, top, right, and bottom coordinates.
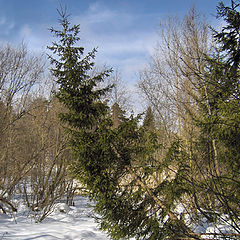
(143, 106, 155, 131)
(47, 7, 115, 198)
(48, 7, 203, 240)
(48, 8, 112, 131)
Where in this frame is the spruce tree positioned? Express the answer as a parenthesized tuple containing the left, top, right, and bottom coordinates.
(143, 106, 155, 131)
(213, 0, 240, 167)
(47, 8, 114, 198)
(200, 0, 240, 183)
(48, 9, 111, 131)
(48, 8, 202, 240)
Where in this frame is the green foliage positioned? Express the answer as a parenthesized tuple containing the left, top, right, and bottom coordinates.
(48, 8, 112, 131)
(94, 135, 191, 240)
(215, 0, 240, 68)
(48, 8, 163, 239)
(201, 0, 240, 168)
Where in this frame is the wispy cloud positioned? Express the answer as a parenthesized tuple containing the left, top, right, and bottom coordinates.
(0, 15, 15, 39)
(84, 1, 117, 24)
(0, 0, 158, 111)
(72, 1, 158, 80)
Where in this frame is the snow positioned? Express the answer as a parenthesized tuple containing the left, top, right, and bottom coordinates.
(0, 196, 109, 240)
(0, 196, 237, 240)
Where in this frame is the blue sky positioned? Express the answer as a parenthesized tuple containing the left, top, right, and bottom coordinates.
(0, 0, 228, 98)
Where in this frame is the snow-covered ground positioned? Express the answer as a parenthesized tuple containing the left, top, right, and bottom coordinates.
(0, 196, 109, 240)
(0, 195, 238, 240)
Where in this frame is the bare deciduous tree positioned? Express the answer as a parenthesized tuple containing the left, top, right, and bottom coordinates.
(0, 43, 45, 212)
(138, 8, 211, 140)
(0, 44, 75, 220)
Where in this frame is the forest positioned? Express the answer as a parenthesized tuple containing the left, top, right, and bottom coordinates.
(0, 1, 240, 239)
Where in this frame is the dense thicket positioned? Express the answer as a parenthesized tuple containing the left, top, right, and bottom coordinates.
(0, 44, 75, 221)
(138, 0, 240, 238)
(47, 4, 240, 240)
(48, 1, 240, 239)
(48, 8, 199, 240)
(0, 1, 239, 239)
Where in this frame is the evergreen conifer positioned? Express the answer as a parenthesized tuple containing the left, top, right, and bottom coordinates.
(48, 6, 210, 240)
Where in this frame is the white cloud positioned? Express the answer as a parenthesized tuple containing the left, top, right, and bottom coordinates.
(101, 32, 157, 56)
(72, 2, 157, 60)
(70, 1, 159, 106)
(8, 0, 158, 111)
(78, 1, 117, 25)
